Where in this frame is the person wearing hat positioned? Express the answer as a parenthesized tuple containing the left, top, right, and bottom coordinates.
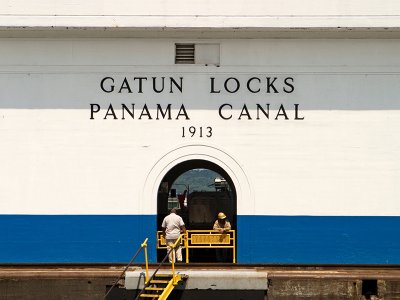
(213, 212, 231, 233)
(213, 212, 231, 262)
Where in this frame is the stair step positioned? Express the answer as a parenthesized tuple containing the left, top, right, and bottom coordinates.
(155, 274, 173, 278)
(150, 280, 169, 284)
(145, 287, 164, 291)
(140, 294, 160, 298)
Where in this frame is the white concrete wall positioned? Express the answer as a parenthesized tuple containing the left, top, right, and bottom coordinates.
(1, 0, 400, 28)
(3, 0, 399, 16)
(0, 38, 399, 216)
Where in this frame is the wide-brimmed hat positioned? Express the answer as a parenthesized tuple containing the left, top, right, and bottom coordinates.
(218, 212, 226, 219)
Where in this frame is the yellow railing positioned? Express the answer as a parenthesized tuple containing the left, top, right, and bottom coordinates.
(135, 237, 183, 300)
(170, 234, 183, 285)
(141, 238, 149, 283)
(104, 238, 149, 300)
(141, 235, 183, 287)
(156, 230, 236, 263)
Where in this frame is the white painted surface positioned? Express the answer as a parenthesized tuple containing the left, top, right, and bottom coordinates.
(3, 0, 400, 16)
(0, 38, 399, 216)
(1, 38, 400, 69)
(1, 0, 400, 28)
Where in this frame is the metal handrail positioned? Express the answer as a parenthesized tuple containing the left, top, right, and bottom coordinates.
(134, 249, 170, 300)
(134, 234, 184, 300)
(157, 230, 236, 263)
(104, 238, 148, 300)
(170, 234, 185, 284)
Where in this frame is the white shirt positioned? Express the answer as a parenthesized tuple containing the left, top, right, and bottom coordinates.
(162, 212, 185, 239)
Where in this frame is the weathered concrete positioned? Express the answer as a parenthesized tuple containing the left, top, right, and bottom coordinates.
(0, 278, 112, 300)
(0, 265, 400, 299)
(266, 278, 360, 299)
(378, 280, 400, 300)
(125, 269, 268, 290)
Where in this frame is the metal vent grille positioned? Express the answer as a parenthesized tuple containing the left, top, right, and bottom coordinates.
(175, 44, 195, 64)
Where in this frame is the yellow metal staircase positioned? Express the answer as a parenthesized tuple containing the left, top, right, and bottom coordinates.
(139, 273, 182, 299)
(104, 237, 186, 300)
(135, 234, 186, 300)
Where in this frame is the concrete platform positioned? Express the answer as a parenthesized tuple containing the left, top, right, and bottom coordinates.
(125, 268, 269, 290)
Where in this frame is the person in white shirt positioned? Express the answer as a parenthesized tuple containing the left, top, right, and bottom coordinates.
(161, 208, 186, 263)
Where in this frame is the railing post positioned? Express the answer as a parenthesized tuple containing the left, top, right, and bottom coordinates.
(141, 238, 149, 283)
(172, 251, 176, 283)
(172, 242, 176, 284)
(233, 230, 236, 263)
(185, 232, 189, 264)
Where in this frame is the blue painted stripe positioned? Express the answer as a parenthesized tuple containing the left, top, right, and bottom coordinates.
(237, 215, 400, 264)
(0, 215, 156, 263)
(0, 215, 399, 264)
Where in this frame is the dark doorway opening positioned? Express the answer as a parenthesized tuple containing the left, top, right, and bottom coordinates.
(362, 280, 378, 299)
(157, 159, 237, 263)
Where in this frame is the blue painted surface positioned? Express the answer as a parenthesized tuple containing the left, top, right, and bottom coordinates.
(237, 215, 400, 264)
(1, 215, 399, 264)
(0, 215, 157, 263)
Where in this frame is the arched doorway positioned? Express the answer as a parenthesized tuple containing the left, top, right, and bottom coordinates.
(157, 159, 237, 262)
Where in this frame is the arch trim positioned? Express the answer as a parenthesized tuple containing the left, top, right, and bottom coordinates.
(141, 143, 253, 215)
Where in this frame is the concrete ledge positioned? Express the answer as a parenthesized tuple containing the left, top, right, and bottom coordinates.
(125, 269, 268, 290)
(2, 15, 400, 29)
(1, 265, 400, 279)
(2, 23, 400, 39)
